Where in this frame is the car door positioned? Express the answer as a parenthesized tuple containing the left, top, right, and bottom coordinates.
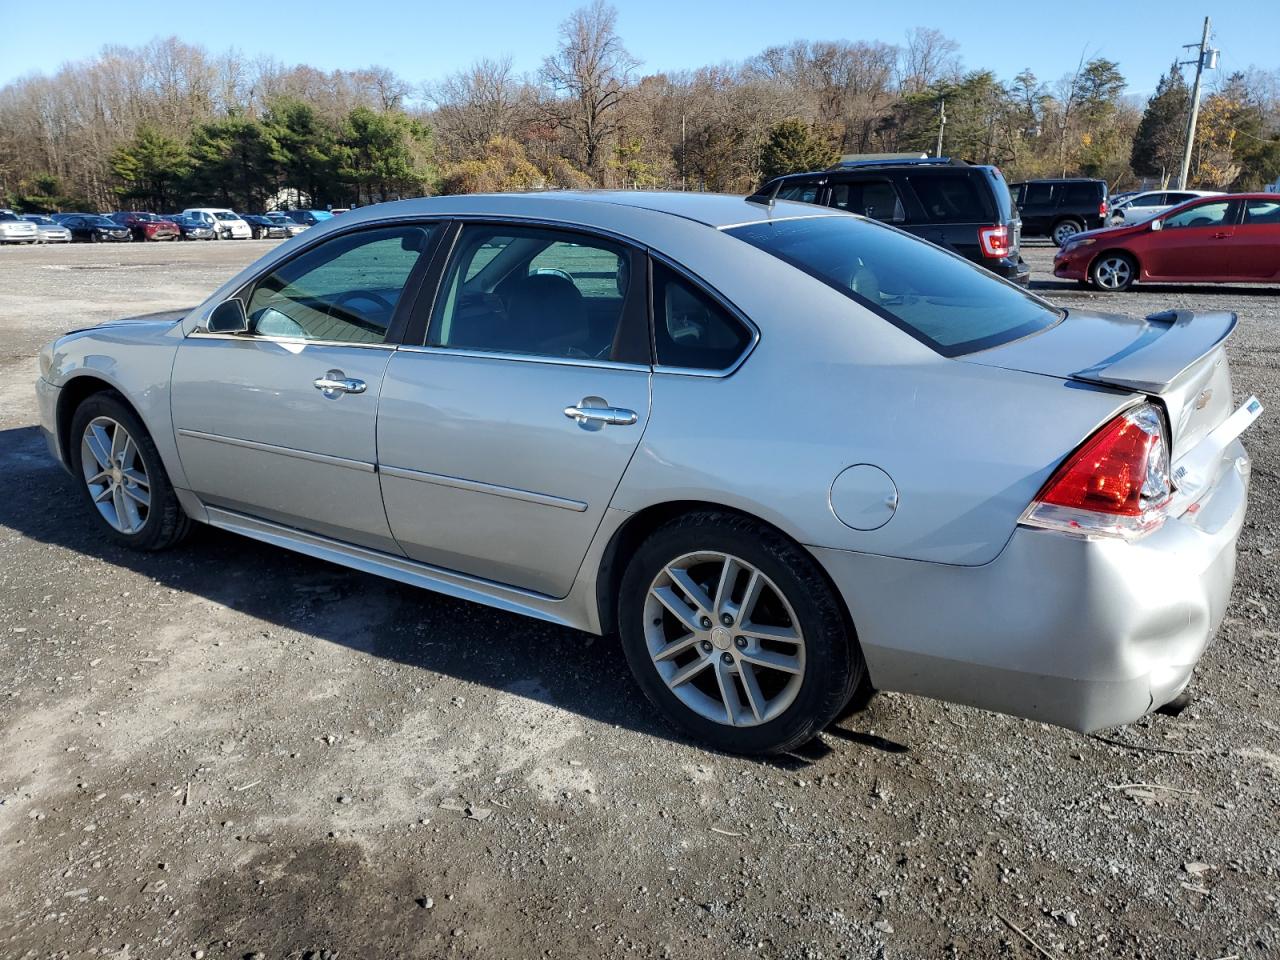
(1143, 199, 1239, 279)
(1231, 198, 1280, 279)
(377, 222, 652, 597)
(1018, 182, 1056, 233)
(170, 221, 441, 552)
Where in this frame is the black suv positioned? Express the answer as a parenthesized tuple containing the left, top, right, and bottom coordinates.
(1007, 178, 1109, 246)
(750, 158, 1029, 285)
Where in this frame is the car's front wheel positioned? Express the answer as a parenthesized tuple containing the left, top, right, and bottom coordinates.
(1090, 252, 1137, 291)
(619, 512, 864, 755)
(69, 393, 191, 550)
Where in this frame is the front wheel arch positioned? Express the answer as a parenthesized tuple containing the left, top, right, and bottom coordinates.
(56, 377, 144, 469)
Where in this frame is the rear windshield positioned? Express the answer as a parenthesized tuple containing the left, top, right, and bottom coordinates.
(726, 215, 1061, 357)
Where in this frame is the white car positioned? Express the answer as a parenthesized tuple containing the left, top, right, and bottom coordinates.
(180, 208, 252, 240)
(21, 214, 72, 243)
(0, 209, 40, 244)
(1109, 190, 1223, 225)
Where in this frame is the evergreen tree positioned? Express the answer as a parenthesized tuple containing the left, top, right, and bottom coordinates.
(110, 126, 190, 210)
(758, 119, 835, 181)
(1131, 65, 1189, 185)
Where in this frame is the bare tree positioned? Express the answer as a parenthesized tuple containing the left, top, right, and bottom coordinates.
(430, 57, 530, 158)
(540, 0, 639, 174)
(897, 27, 961, 94)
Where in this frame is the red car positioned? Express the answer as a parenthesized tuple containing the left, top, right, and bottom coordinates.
(109, 211, 180, 242)
(1053, 193, 1280, 290)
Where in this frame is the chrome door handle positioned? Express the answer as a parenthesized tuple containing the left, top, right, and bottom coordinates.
(314, 370, 367, 398)
(563, 404, 638, 426)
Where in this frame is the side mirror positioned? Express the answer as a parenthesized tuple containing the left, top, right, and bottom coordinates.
(1150, 219, 1163, 232)
(205, 299, 249, 334)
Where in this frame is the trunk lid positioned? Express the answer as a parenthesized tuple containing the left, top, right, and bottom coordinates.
(963, 308, 1239, 460)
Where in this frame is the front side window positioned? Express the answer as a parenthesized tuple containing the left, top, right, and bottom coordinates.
(428, 224, 633, 361)
(1133, 193, 1166, 207)
(246, 224, 436, 343)
(829, 179, 906, 222)
(1163, 200, 1233, 230)
(652, 262, 752, 370)
(727, 216, 1061, 357)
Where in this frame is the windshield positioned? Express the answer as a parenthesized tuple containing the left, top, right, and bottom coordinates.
(726, 215, 1061, 357)
(0, 212, 20, 221)
(214, 211, 240, 221)
(88, 217, 117, 227)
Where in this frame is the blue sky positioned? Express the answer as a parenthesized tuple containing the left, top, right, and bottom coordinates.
(2, 1, 1269, 98)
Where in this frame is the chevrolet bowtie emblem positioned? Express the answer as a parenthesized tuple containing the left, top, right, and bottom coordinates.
(1195, 388, 1213, 410)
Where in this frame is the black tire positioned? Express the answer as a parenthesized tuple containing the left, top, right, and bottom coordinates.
(1089, 251, 1137, 292)
(1050, 218, 1085, 247)
(68, 392, 192, 551)
(618, 511, 865, 755)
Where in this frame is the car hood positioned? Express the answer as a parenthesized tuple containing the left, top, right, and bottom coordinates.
(1063, 222, 1146, 244)
(64, 311, 188, 337)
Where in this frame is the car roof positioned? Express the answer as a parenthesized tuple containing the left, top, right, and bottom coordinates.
(337, 191, 837, 232)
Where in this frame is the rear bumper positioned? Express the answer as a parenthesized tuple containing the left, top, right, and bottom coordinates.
(813, 438, 1249, 732)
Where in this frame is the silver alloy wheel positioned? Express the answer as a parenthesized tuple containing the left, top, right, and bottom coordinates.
(1093, 255, 1133, 290)
(1053, 221, 1081, 245)
(643, 551, 806, 727)
(80, 416, 150, 534)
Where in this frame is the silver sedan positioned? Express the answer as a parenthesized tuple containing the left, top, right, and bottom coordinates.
(35, 192, 1261, 754)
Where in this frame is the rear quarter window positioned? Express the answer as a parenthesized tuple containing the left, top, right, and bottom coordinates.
(726, 216, 1061, 358)
(1063, 182, 1102, 205)
(907, 174, 990, 222)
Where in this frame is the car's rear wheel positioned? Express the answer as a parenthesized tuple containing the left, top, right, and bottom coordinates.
(69, 393, 191, 551)
(1090, 252, 1136, 291)
(619, 512, 863, 755)
(1051, 218, 1084, 246)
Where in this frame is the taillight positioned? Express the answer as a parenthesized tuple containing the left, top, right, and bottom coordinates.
(978, 224, 1009, 258)
(1100, 200, 1108, 216)
(1020, 403, 1172, 540)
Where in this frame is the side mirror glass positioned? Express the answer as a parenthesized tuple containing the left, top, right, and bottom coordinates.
(1150, 219, 1163, 232)
(205, 299, 249, 334)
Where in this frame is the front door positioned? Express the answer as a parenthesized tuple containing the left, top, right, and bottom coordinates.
(1144, 199, 1238, 279)
(377, 223, 652, 597)
(171, 222, 440, 552)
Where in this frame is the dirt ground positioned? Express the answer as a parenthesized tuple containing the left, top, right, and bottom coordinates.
(0, 236, 1277, 960)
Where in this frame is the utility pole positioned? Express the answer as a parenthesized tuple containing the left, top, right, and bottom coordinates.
(1178, 16, 1218, 189)
(935, 97, 946, 158)
(680, 113, 687, 191)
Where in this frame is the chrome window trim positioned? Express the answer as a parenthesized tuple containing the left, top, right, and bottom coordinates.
(186, 331, 397, 351)
(175, 428, 376, 473)
(379, 464, 588, 512)
(394, 343, 649, 373)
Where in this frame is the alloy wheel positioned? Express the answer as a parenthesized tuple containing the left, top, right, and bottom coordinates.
(643, 551, 806, 727)
(80, 416, 150, 534)
(1094, 255, 1132, 290)
(1053, 221, 1081, 245)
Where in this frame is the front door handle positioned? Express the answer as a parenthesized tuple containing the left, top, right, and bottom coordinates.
(314, 369, 367, 399)
(1212, 232, 1232, 239)
(563, 402, 638, 427)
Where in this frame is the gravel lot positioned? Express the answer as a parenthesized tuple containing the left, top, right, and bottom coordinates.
(0, 237, 1277, 960)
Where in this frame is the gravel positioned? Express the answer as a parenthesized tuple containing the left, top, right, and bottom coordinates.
(0, 238, 1277, 958)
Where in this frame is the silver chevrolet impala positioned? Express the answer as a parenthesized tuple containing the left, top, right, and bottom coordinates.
(36, 192, 1261, 754)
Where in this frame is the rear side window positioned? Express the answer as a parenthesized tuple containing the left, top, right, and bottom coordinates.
(1063, 182, 1101, 205)
(726, 216, 1061, 357)
(776, 182, 821, 204)
(652, 262, 753, 371)
(1244, 199, 1280, 224)
(908, 175, 988, 222)
(829, 179, 905, 223)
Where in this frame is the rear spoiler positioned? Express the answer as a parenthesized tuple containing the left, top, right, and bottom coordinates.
(1070, 310, 1237, 394)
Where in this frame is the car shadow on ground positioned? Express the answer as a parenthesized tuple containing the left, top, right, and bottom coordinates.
(0, 424, 894, 767)
(1032, 278, 1280, 297)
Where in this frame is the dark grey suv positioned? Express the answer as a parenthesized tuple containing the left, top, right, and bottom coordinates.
(752, 158, 1029, 285)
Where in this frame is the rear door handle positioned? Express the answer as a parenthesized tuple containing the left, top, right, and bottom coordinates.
(314, 369, 367, 398)
(564, 403, 638, 426)
(1212, 232, 1232, 239)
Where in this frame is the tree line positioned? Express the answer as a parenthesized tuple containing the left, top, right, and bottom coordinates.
(2, 2, 1277, 215)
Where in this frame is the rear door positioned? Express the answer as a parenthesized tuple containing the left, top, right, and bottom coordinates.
(376, 222, 652, 597)
(1144, 198, 1239, 279)
(1231, 198, 1280, 279)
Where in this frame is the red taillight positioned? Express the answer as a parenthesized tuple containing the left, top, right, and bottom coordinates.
(1100, 200, 1108, 216)
(978, 224, 1009, 258)
(1021, 403, 1172, 539)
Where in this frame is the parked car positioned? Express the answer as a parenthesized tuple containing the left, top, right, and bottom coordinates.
(1008, 178, 1109, 245)
(751, 157, 1029, 284)
(1109, 190, 1142, 207)
(36, 192, 1260, 755)
(49, 212, 90, 224)
(20, 214, 73, 243)
(265, 212, 308, 237)
(242, 214, 290, 240)
(167, 214, 216, 241)
(180, 208, 252, 239)
(1108, 189, 1224, 225)
(0, 209, 41, 244)
(58, 214, 132, 242)
(1054, 193, 1280, 290)
(109, 211, 180, 242)
(284, 208, 335, 227)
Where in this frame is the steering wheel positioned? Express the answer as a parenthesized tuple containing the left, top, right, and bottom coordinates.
(531, 267, 574, 283)
(330, 289, 394, 320)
